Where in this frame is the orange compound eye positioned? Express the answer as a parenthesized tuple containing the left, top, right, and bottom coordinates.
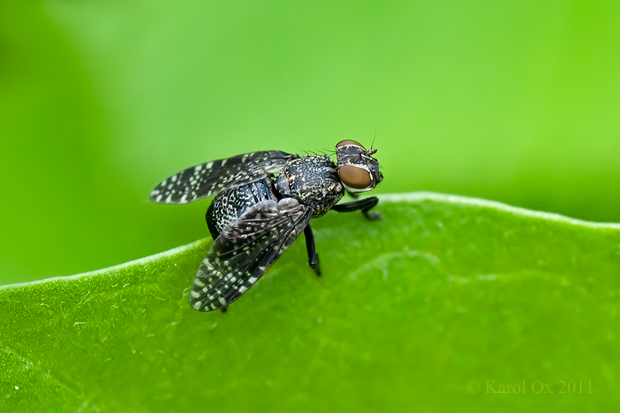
(338, 165, 372, 189)
(336, 140, 365, 150)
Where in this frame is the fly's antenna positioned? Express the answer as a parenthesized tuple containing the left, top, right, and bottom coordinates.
(370, 127, 377, 150)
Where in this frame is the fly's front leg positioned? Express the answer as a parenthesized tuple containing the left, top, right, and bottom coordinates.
(303, 224, 321, 276)
(332, 196, 381, 220)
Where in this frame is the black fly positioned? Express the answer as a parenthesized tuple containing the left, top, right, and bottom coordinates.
(150, 140, 383, 312)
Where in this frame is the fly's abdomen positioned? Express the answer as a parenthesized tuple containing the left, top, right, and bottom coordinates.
(206, 178, 277, 239)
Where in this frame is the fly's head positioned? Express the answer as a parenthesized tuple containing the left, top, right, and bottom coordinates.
(335, 140, 383, 193)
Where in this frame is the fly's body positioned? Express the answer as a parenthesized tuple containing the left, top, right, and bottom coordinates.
(150, 140, 382, 312)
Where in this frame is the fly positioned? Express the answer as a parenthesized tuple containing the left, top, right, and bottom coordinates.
(150, 140, 383, 312)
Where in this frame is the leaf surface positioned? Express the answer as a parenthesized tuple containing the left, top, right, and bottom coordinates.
(1, 193, 619, 412)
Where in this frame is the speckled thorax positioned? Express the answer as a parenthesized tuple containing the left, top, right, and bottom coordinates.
(275, 155, 344, 218)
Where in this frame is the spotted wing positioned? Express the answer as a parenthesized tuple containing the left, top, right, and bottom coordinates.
(189, 198, 312, 312)
(150, 151, 298, 204)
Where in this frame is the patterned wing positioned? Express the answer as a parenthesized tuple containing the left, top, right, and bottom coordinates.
(150, 151, 298, 204)
(189, 198, 313, 312)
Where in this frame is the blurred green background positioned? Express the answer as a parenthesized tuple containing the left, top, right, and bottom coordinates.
(1, 0, 619, 285)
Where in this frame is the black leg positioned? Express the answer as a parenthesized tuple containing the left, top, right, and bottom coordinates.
(332, 196, 381, 220)
(219, 305, 228, 314)
(304, 225, 321, 276)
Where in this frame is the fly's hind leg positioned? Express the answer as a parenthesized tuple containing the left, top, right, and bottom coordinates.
(303, 224, 321, 276)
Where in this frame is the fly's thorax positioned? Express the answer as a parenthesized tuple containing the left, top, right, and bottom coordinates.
(275, 155, 344, 215)
(310, 190, 343, 217)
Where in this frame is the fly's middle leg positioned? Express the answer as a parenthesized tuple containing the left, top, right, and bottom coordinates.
(303, 224, 321, 276)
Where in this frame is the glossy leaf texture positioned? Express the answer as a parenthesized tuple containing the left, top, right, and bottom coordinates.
(1, 193, 619, 412)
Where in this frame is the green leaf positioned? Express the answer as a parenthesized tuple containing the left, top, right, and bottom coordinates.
(1, 193, 619, 412)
